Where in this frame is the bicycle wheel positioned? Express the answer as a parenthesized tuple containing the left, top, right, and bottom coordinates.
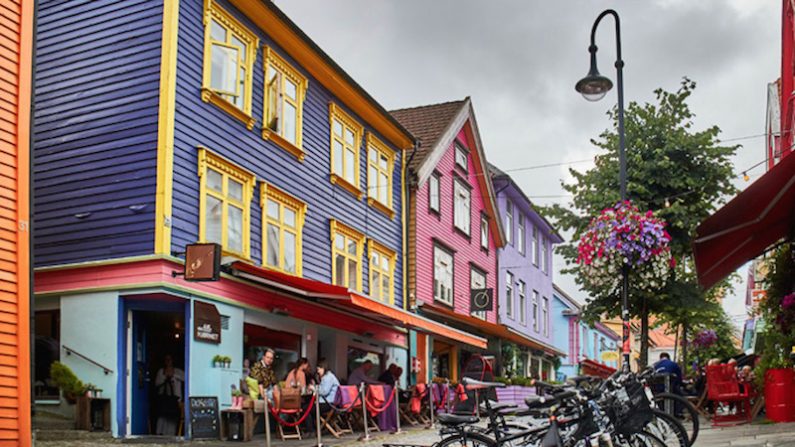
(437, 431, 498, 447)
(627, 431, 668, 447)
(642, 409, 690, 447)
(652, 392, 699, 445)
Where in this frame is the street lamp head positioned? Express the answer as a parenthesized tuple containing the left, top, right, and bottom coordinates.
(576, 72, 613, 102)
(575, 45, 613, 102)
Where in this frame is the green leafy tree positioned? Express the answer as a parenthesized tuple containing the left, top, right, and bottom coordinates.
(543, 78, 738, 366)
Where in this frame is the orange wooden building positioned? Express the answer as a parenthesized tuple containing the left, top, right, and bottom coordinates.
(0, 0, 33, 445)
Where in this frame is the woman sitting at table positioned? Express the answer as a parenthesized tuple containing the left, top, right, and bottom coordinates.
(316, 360, 340, 410)
(285, 358, 312, 393)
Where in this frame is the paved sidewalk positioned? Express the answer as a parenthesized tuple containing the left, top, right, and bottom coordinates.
(34, 421, 795, 446)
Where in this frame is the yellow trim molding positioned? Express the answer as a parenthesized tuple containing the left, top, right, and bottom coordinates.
(154, 0, 180, 255)
(329, 219, 365, 291)
(367, 238, 396, 305)
(260, 182, 307, 276)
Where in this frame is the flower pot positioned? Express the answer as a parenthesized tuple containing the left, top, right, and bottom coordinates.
(213, 361, 220, 368)
(225, 362, 231, 368)
(764, 368, 795, 422)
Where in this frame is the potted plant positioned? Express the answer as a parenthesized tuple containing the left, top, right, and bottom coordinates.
(212, 354, 223, 368)
(50, 361, 87, 404)
(223, 356, 232, 368)
(754, 243, 795, 422)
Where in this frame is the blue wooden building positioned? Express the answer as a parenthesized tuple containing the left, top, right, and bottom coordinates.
(32, 0, 468, 438)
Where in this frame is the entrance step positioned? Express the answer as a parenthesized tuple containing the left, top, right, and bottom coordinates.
(34, 429, 115, 442)
(33, 411, 74, 430)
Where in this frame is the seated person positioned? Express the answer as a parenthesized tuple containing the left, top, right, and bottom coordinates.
(378, 363, 398, 387)
(249, 348, 280, 408)
(347, 360, 382, 386)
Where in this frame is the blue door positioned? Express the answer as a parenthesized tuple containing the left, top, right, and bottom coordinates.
(131, 311, 150, 434)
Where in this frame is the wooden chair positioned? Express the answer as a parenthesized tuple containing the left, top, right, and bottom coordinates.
(706, 364, 752, 426)
(273, 408, 302, 441)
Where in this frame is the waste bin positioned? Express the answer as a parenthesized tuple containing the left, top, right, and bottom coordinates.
(221, 411, 245, 441)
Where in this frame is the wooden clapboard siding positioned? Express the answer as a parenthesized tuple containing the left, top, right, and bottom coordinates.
(0, 0, 32, 444)
(32, 0, 163, 266)
(170, 0, 405, 306)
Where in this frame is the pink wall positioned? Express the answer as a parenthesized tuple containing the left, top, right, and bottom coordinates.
(413, 125, 498, 323)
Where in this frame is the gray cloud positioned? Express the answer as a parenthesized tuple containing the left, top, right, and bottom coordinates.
(276, 0, 778, 321)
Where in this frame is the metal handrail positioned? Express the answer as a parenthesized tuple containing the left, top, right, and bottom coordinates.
(62, 345, 113, 375)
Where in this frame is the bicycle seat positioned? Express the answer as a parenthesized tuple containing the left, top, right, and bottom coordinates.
(567, 375, 598, 387)
(437, 413, 479, 426)
(462, 377, 506, 390)
(489, 402, 518, 411)
(524, 395, 558, 409)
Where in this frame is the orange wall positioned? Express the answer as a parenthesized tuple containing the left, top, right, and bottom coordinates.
(0, 0, 33, 445)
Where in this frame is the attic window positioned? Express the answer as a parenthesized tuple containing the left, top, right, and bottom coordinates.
(455, 143, 468, 172)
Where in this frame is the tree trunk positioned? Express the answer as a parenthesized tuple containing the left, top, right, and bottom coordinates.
(681, 322, 689, 371)
(640, 298, 649, 368)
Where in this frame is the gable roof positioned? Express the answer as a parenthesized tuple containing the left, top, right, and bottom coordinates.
(390, 99, 467, 171)
(390, 98, 505, 247)
(489, 163, 564, 243)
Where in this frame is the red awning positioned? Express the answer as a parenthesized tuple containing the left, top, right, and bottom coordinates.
(231, 262, 487, 349)
(693, 152, 795, 289)
(580, 358, 616, 379)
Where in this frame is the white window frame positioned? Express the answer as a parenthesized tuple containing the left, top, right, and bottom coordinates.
(433, 245, 454, 305)
(455, 143, 468, 172)
(453, 178, 471, 235)
(518, 281, 526, 324)
(532, 225, 539, 266)
(505, 201, 513, 244)
(541, 235, 549, 274)
(533, 290, 540, 333)
(542, 296, 549, 337)
(505, 271, 514, 319)
(518, 214, 526, 255)
(429, 172, 441, 213)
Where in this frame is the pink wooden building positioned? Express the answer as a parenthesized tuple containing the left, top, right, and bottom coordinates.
(392, 98, 505, 382)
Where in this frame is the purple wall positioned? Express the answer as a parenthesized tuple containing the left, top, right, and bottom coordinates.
(493, 174, 561, 347)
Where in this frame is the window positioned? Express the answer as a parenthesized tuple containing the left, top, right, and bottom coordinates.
(518, 214, 526, 255)
(201, 1, 259, 128)
(367, 134, 395, 216)
(505, 201, 513, 244)
(329, 104, 363, 197)
(471, 267, 487, 319)
(541, 236, 549, 274)
(532, 290, 539, 332)
(331, 220, 364, 291)
(532, 225, 539, 266)
(199, 147, 255, 258)
(261, 183, 306, 275)
(263, 47, 308, 159)
(542, 296, 549, 336)
(505, 272, 514, 319)
(369, 239, 396, 304)
(480, 214, 489, 250)
(429, 173, 441, 214)
(433, 245, 454, 305)
(455, 143, 468, 172)
(453, 178, 471, 235)
(518, 281, 526, 324)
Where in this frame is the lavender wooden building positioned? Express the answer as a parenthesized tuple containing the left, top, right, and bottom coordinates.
(490, 165, 566, 379)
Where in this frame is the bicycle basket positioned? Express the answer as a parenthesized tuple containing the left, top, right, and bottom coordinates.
(612, 380, 653, 435)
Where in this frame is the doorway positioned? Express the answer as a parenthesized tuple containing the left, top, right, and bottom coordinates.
(127, 309, 186, 436)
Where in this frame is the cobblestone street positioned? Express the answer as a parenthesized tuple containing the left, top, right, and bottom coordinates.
(33, 421, 795, 447)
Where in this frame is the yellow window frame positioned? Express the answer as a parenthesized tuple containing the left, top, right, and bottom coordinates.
(260, 182, 307, 276)
(262, 47, 308, 160)
(366, 133, 395, 218)
(330, 219, 364, 291)
(197, 146, 256, 259)
(368, 239, 396, 305)
(328, 103, 364, 198)
(201, 0, 259, 130)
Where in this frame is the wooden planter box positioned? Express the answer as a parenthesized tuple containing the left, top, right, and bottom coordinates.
(495, 386, 537, 407)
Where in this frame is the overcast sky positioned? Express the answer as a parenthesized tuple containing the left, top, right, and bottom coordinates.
(276, 0, 779, 329)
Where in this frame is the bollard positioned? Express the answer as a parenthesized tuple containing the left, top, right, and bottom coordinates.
(393, 385, 401, 434)
(264, 393, 272, 447)
(359, 382, 372, 441)
(474, 388, 480, 418)
(427, 383, 435, 429)
(664, 374, 672, 415)
(314, 387, 323, 447)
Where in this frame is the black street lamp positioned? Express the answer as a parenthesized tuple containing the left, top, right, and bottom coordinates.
(575, 9, 632, 372)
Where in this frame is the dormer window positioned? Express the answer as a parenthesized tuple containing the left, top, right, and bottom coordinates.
(455, 143, 468, 172)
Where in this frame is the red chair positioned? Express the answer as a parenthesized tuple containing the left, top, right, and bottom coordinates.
(706, 364, 752, 426)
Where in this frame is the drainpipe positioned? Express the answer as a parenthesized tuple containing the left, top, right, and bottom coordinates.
(403, 140, 419, 384)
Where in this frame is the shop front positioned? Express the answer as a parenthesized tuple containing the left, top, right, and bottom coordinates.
(34, 257, 472, 438)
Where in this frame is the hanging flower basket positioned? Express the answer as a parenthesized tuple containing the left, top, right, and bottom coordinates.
(577, 201, 673, 294)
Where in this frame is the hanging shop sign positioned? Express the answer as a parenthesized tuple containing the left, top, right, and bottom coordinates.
(601, 351, 620, 362)
(194, 301, 222, 344)
(470, 288, 494, 312)
(184, 243, 222, 281)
